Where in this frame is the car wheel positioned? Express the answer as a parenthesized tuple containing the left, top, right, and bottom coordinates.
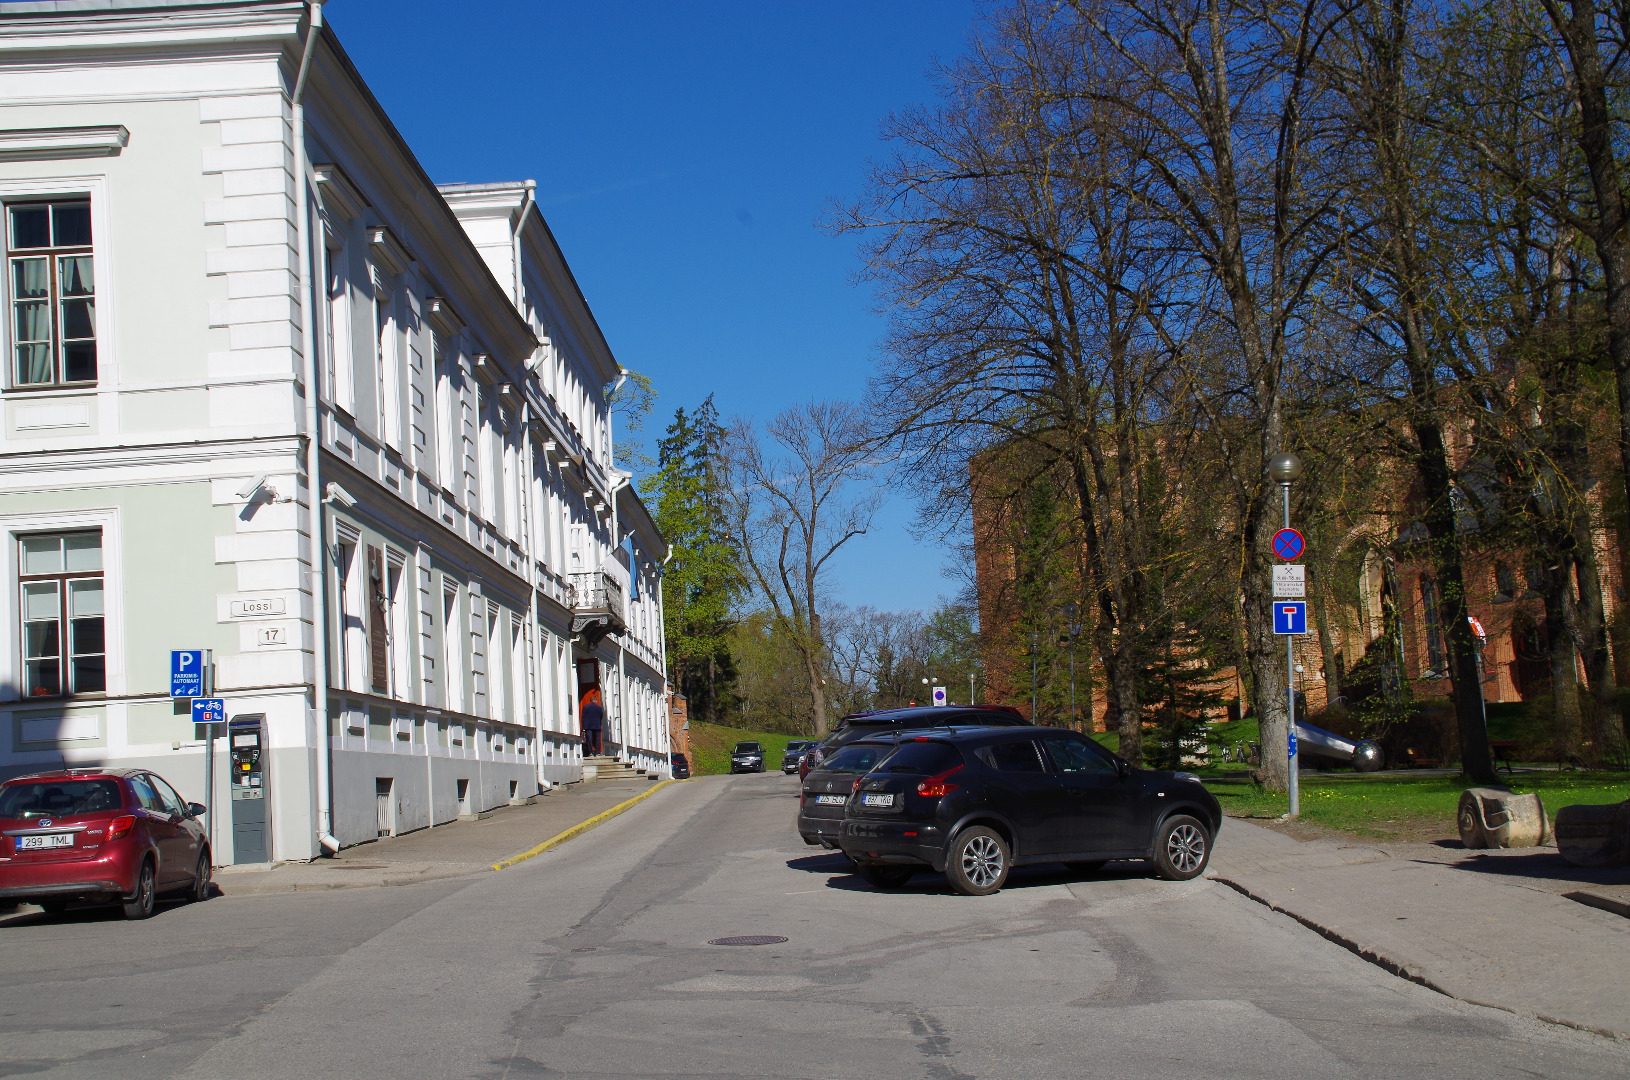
(1152, 815, 1211, 881)
(191, 853, 212, 903)
(123, 860, 156, 920)
(1066, 860, 1108, 876)
(945, 826, 1010, 896)
(855, 863, 915, 889)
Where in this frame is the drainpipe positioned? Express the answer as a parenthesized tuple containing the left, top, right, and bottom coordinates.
(293, 1, 340, 856)
(511, 179, 535, 310)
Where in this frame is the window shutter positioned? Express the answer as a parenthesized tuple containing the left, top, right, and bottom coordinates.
(368, 545, 389, 694)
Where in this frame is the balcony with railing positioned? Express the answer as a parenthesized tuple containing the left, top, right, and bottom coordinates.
(568, 570, 626, 644)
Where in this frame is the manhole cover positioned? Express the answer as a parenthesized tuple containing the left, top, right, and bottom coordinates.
(708, 935, 788, 946)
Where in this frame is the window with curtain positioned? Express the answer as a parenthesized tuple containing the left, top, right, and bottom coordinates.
(9, 200, 95, 387)
(19, 530, 104, 697)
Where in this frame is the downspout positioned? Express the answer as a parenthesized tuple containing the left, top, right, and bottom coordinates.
(512, 186, 550, 791)
(512, 179, 535, 309)
(660, 547, 673, 770)
(294, 0, 340, 855)
(523, 402, 550, 792)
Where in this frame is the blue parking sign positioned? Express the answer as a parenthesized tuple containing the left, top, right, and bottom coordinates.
(171, 650, 206, 697)
(1273, 601, 1308, 635)
(191, 698, 225, 725)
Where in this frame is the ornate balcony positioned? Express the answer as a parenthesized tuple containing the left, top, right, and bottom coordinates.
(568, 570, 626, 645)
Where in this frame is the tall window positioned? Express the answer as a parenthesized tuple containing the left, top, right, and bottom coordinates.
(9, 200, 95, 387)
(1420, 577, 1445, 674)
(19, 531, 103, 696)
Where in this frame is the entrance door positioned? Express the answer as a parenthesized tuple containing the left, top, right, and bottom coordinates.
(375, 778, 394, 837)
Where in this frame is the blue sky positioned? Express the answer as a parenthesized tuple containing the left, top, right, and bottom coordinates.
(330, 0, 982, 612)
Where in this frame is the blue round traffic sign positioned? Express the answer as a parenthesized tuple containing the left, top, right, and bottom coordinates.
(1272, 528, 1304, 561)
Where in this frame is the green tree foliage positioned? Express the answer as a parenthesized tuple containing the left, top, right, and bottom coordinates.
(647, 397, 741, 720)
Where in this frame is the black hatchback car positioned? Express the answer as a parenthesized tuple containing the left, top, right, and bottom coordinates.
(799, 706, 1029, 779)
(836, 727, 1222, 895)
(797, 736, 907, 848)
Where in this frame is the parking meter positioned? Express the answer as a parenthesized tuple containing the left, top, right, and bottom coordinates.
(227, 714, 269, 863)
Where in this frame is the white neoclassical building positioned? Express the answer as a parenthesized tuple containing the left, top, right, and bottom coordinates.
(0, 0, 670, 863)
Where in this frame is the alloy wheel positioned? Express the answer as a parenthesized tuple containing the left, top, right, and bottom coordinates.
(1166, 822, 1206, 874)
(961, 834, 1004, 889)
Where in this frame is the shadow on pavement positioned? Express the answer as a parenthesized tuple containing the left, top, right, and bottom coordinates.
(786, 850, 1157, 894)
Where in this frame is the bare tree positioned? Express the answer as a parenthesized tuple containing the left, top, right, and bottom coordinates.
(722, 402, 881, 735)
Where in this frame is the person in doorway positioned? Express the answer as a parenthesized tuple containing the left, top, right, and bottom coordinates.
(581, 689, 604, 755)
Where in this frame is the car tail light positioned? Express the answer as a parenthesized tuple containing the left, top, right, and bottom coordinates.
(852, 777, 863, 792)
(107, 814, 136, 840)
(916, 765, 964, 798)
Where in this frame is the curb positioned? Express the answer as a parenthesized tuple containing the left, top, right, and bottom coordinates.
(1214, 874, 1628, 1042)
(491, 778, 684, 870)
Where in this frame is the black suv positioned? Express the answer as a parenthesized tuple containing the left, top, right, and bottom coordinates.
(730, 742, 766, 773)
(836, 727, 1222, 895)
(799, 706, 1028, 779)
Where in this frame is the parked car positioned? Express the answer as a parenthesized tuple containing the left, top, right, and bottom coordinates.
(782, 740, 816, 773)
(799, 706, 1031, 780)
(0, 768, 212, 919)
(670, 753, 691, 779)
(730, 741, 766, 773)
(797, 737, 906, 848)
(836, 727, 1222, 895)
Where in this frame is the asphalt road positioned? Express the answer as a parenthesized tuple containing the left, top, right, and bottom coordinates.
(4, 772, 1628, 1079)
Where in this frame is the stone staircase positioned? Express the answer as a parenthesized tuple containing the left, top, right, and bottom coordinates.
(581, 755, 657, 782)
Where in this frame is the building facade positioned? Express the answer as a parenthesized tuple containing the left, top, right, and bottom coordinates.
(0, 0, 669, 863)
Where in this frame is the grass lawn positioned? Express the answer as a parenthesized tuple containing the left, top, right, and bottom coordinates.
(686, 721, 811, 776)
(1205, 771, 1630, 842)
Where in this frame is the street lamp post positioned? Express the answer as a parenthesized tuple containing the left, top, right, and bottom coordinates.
(1062, 601, 1081, 731)
(1029, 633, 1039, 720)
(1267, 451, 1304, 819)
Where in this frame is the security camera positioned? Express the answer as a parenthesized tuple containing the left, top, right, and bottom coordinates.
(237, 472, 269, 499)
(324, 482, 357, 508)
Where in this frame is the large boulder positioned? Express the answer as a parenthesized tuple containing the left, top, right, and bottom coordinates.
(1457, 787, 1549, 849)
(1554, 799, 1630, 867)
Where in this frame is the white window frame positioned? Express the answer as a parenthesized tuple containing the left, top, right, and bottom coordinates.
(0, 508, 123, 703)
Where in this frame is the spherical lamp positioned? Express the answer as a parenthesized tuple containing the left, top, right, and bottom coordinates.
(1267, 452, 1304, 485)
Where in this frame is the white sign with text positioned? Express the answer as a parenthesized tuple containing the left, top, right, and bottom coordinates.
(1273, 564, 1306, 598)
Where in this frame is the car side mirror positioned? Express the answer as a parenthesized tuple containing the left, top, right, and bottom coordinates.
(1116, 759, 1131, 779)
(188, 802, 207, 817)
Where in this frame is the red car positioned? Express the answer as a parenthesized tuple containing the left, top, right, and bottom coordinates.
(0, 768, 211, 920)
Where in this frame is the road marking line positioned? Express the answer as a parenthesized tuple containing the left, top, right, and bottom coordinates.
(491, 779, 685, 870)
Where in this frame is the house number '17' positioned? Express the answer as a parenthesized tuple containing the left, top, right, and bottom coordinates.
(257, 626, 286, 647)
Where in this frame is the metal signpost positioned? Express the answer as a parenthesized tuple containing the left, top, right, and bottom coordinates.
(173, 650, 216, 862)
(1267, 453, 1306, 819)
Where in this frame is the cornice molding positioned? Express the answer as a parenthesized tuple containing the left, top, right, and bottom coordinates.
(424, 296, 463, 337)
(313, 161, 364, 220)
(368, 225, 410, 275)
(0, 124, 127, 161)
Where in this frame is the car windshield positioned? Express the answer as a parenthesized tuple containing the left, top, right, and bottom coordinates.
(879, 741, 964, 774)
(734, 743, 761, 753)
(0, 778, 122, 819)
(818, 743, 896, 774)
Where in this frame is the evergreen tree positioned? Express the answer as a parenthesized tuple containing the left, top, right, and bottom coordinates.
(647, 396, 742, 720)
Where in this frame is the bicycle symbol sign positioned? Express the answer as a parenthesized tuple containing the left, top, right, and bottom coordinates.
(1271, 528, 1305, 561)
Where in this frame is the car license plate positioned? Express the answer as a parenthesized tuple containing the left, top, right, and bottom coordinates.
(816, 794, 845, 806)
(19, 833, 73, 850)
(862, 793, 895, 807)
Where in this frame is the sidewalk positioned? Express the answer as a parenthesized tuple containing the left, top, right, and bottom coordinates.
(213, 776, 678, 897)
(1211, 818, 1630, 1038)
